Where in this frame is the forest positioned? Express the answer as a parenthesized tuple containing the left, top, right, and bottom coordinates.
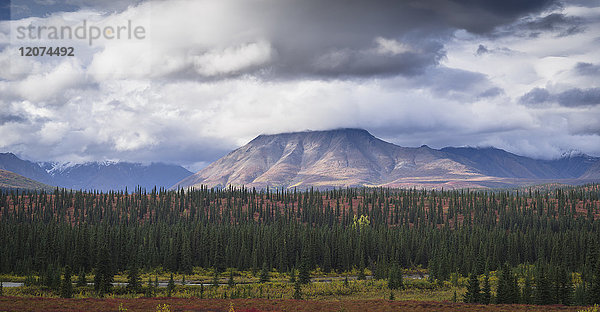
(0, 184, 599, 307)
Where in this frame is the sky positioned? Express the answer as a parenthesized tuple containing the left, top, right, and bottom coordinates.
(0, 0, 599, 172)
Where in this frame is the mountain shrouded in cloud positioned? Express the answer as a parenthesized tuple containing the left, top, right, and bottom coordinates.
(1, 0, 599, 169)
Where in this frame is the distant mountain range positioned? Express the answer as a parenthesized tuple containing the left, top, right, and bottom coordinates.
(0, 153, 192, 191)
(174, 128, 600, 189)
(3, 128, 599, 191)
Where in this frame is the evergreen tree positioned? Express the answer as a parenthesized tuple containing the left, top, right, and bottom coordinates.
(289, 268, 296, 283)
(298, 254, 311, 285)
(126, 264, 141, 294)
(76, 269, 87, 287)
(167, 273, 175, 297)
(522, 272, 533, 304)
(535, 265, 553, 305)
(557, 266, 573, 305)
(388, 263, 403, 290)
(145, 276, 154, 297)
(357, 258, 366, 281)
(260, 261, 270, 283)
(212, 270, 220, 287)
(463, 271, 480, 303)
(481, 272, 491, 305)
(60, 265, 73, 298)
(228, 269, 235, 287)
(94, 246, 113, 296)
(293, 279, 302, 300)
(373, 257, 387, 280)
(497, 263, 518, 304)
(590, 259, 600, 304)
(322, 245, 332, 273)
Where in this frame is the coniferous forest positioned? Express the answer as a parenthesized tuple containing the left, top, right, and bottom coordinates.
(1, 184, 600, 307)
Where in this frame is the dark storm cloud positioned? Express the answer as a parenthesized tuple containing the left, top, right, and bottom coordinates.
(0, 114, 25, 125)
(525, 13, 585, 36)
(520, 88, 552, 106)
(557, 88, 600, 107)
(9, 0, 558, 80)
(476, 44, 489, 55)
(520, 87, 600, 107)
(575, 62, 600, 76)
(255, 0, 559, 78)
(409, 67, 493, 98)
(300, 40, 445, 78)
(478, 87, 504, 98)
(491, 11, 586, 38)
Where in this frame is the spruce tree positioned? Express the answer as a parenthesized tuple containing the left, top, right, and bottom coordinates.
(126, 264, 141, 294)
(228, 269, 235, 287)
(145, 276, 154, 297)
(298, 254, 311, 285)
(374, 257, 387, 280)
(60, 265, 73, 298)
(357, 257, 366, 281)
(535, 264, 552, 305)
(522, 272, 533, 304)
(557, 266, 573, 305)
(590, 259, 600, 304)
(260, 261, 270, 283)
(212, 270, 220, 287)
(463, 272, 480, 303)
(76, 269, 87, 287)
(167, 273, 175, 297)
(481, 272, 491, 304)
(497, 263, 518, 304)
(293, 279, 302, 300)
(289, 268, 296, 283)
(94, 246, 113, 296)
(388, 263, 403, 290)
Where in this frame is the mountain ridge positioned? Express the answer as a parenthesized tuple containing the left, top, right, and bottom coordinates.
(0, 153, 193, 191)
(174, 128, 600, 190)
(0, 169, 56, 192)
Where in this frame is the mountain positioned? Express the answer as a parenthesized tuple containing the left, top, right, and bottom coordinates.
(39, 161, 193, 191)
(174, 128, 600, 190)
(0, 153, 54, 185)
(440, 147, 598, 179)
(0, 169, 55, 192)
(0, 153, 193, 191)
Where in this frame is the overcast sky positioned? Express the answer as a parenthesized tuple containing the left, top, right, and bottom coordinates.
(1, 0, 599, 171)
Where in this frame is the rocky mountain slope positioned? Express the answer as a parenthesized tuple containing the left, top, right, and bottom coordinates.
(174, 129, 600, 190)
(0, 169, 55, 192)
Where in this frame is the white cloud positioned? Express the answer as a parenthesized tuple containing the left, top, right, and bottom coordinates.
(192, 41, 273, 77)
(374, 37, 413, 55)
(1, 0, 599, 168)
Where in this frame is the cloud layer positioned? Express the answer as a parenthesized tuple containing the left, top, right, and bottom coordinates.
(1, 0, 600, 170)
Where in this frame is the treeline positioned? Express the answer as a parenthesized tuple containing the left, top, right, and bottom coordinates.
(1, 185, 599, 304)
